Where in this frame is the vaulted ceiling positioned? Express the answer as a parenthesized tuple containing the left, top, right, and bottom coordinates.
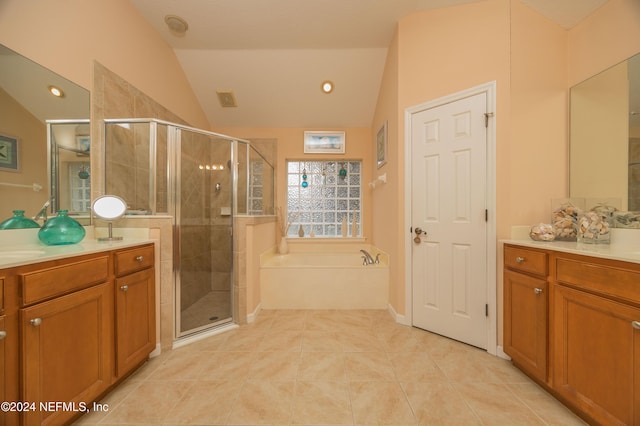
(129, 0, 609, 128)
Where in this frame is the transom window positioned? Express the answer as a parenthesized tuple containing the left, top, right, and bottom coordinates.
(286, 160, 361, 237)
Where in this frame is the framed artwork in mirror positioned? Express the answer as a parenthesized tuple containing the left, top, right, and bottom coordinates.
(304, 131, 345, 154)
(376, 121, 387, 169)
(76, 135, 90, 153)
(0, 134, 19, 172)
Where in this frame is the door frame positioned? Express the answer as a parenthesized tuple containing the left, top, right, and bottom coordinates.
(403, 81, 497, 355)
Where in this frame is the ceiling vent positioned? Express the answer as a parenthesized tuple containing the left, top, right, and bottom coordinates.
(216, 90, 238, 108)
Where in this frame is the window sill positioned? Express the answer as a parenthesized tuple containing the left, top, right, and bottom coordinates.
(285, 237, 366, 243)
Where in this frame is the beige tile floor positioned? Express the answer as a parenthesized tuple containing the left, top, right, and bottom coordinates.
(75, 310, 586, 425)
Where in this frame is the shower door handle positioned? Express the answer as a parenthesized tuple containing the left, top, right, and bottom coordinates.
(173, 224, 181, 272)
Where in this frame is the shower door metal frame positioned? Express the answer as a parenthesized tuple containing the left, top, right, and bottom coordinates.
(103, 118, 258, 339)
(170, 123, 243, 339)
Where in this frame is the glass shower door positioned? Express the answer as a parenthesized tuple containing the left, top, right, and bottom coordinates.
(175, 128, 233, 336)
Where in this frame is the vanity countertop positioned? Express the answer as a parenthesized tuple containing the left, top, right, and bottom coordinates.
(502, 238, 640, 265)
(0, 227, 154, 268)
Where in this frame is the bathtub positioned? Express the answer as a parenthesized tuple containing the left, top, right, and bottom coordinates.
(259, 246, 389, 309)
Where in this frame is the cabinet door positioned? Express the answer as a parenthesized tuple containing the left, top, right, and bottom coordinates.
(21, 282, 113, 426)
(115, 268, 155, 377)
(553, 284, 640, 426)
(503, 270, 548, 382)
(0, 316, 7, 426)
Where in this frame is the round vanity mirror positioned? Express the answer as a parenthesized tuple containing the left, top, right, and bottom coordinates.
(92, 195, 127, 241)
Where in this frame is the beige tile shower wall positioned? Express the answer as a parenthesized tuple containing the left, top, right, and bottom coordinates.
(91, 62, 188, 203)
(92, 63, 189, 351)
(233, 215, 277, 324)
(180, 132, 215, 312)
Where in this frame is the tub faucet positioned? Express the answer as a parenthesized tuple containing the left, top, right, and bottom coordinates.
(360, 249, 374, 265)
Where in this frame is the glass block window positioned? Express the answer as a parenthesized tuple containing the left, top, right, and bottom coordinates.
(68, 162, 91, 213)
(248, 161, 264, 215)
(286, 160, 361, 237)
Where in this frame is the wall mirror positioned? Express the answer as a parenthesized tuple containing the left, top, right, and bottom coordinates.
(570, 52, 640, 213)
(0, 43, 90, 225)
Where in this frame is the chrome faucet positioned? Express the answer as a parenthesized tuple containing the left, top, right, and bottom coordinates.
(33, 200, 51, 224)
(360, 249, 375, 265)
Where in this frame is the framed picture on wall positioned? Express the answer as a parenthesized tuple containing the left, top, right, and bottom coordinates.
(76, 135, 90, 153)
(304, 131, 345, 154)
(0, 133, 19, 172)
(376, 121, 387, 169)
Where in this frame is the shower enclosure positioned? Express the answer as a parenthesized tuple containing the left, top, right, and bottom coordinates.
(103, 119, 274, 338)
(47, 119, 92, 222)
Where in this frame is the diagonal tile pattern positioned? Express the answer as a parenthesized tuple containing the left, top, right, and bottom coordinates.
(74, 309, 586, 425)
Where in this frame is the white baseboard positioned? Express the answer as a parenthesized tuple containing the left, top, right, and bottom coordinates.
(496, 346, 511, 360)
(149, 343, 162, 358)
(388, 303, 410, 325)
(247, 303, 262, 323)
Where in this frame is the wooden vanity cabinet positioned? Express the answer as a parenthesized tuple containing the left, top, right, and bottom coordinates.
(1, 273, 22, 426)
(19, 254, 113, 426)
(0, 242, 156, 426)
(504, 244, 640, 425)
(114, 245, 155, 378)
(552, 254, 640, 426)
(503, 245, 549, 383)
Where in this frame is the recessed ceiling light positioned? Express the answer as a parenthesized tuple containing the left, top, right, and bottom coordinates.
(164, 15, 189, 35)
(48, 85, 65, 98)
(321, 80, 334, 94)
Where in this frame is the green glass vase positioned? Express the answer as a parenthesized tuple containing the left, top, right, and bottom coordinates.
(0, 210, 41, 229)
(37, 210, 86, 245)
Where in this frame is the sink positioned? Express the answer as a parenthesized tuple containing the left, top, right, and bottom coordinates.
(0, 249, 46, 260)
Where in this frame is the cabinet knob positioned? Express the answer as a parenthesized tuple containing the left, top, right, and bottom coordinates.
(534, 288, 543, 295)
(120, 285, 129, 292)
(135, 256, 144, 262)
(632, 321, 640, 330)
(30, 318, 42, 327)
(0, 330, 6, 340)
(516, 256, 525, 263)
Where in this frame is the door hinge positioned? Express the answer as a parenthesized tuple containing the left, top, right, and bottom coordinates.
(484, 112, 494, 128)
(485, 304, 489, 317)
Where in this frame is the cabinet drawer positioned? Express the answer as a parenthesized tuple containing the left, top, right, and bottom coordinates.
(504, 246, 548, 277)
(114, 245, 154, 276)
(20, 256, 109, 306)
(555, 257, 640, 305)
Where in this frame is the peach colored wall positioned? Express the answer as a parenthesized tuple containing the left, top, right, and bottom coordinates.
(385, 0, 511, 315)
(374, 0, 569, 319)
(496, 1, 568, 345)
(0, 0, 209, 129)
(213, 126, 374, 241)
(0, 88, 47, 219)
(568, 0, 640, 87)
(371, 32, 400, 312)
(508, 1, 568, 228)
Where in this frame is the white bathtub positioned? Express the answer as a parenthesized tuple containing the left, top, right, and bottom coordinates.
(259, 247, 389, 309)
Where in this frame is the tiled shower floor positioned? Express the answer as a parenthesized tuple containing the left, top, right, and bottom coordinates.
(75, 309, 586, 425)
(180, 290, 231, 333)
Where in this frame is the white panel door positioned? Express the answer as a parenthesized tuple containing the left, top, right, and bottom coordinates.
(411, 92, 488, 349)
